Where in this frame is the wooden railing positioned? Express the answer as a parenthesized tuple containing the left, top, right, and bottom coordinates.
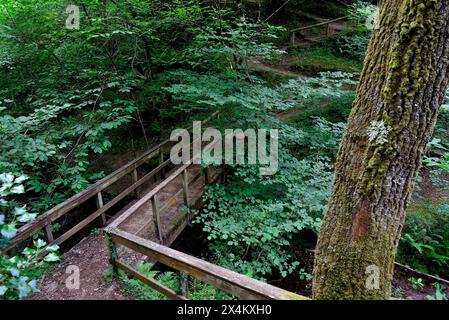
(289, 15, 349, 46)
(3, 112, 220, 254)
(106, 228, 309, 300)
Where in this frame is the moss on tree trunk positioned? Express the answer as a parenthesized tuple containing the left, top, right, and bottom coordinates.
(312, 0, 449, 300)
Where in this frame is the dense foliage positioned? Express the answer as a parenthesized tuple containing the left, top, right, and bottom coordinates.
(189, 72, 354, 278)
(0, 174, 59, 299)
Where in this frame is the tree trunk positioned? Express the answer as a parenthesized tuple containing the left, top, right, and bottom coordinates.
(313, 0, 449, 300)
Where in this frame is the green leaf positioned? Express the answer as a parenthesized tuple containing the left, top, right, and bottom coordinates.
(43, 253, 59, 262)
(1, 223, 17, 239)
(34, 239, 46, 248)
(0, 286, 7, 296)
(10, 185, 25, 194)
(13, 206, 27, 216)
(17, 213, 37, 223)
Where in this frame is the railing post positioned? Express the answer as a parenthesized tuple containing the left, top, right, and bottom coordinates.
(181, 169, 191, 225)
(132, 168, 140, 198)
(96, 191, 106, 226)
(181, 169, 190, 208)
(221, 160, 226, 183)
(44, 224, 54, 243)
(151, 195, 164, 244)
(291, 31, 296, 46)
(178, 273, 189, 299)
(106, 233, 118, 273)
(160, 151, 166, 180)
(203, 167, 210, 185)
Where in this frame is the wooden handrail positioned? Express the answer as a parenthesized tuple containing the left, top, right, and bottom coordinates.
(289, 15, 349, 33)
(43, 160, 172, 249)
(107, 228, 309, 300)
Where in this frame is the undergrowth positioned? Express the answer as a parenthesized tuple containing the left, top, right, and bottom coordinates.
(110, 262, 233, 300)
(289, 48, 363, 75)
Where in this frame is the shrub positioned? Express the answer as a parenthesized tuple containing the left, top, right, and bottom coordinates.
(398, 199, 449, 277)
(116, 262, 231, 300)
(320, 29, 370, 61)
(289, 92, 354, 129)
(0, 173, 59, 300)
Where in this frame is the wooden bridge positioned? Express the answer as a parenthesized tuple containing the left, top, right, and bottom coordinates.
(4, 112, 308, 300)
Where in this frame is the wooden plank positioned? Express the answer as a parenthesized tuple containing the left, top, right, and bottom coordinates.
(151, 195, 164, 244)
(109, 228, 309, 300)
(135, 167, 205, 236)
(159, 190, 181, 213)
(188, 168, 203, 189)
(106, 200, 137, 225)
(133, 167, 205, 238)
(162, 170, 220, 243)
(107, 161, 193, 229)
(161, 178, 213, 247)
(133, 191, 183, 239)
(159, 166, 203, 216)
(115, 259, 187, 300)
(165, 215, 189, 248)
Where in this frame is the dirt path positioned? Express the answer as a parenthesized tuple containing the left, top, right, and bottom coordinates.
(276, 108, 304, 121)
(248, 60, 304, 79)
(30, 235, 130, 300)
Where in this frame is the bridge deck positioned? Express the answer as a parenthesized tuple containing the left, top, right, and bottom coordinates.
(119, 164, 221, 245)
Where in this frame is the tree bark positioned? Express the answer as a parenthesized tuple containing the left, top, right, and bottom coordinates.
(313, 0, 449, 300)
